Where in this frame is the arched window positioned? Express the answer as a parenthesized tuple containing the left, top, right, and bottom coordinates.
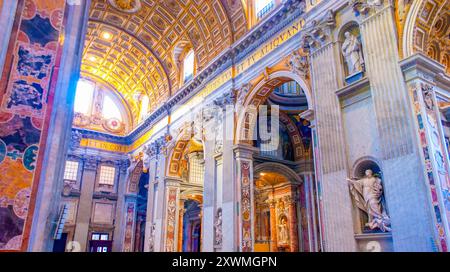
(72, 79, 129, 134)
(274, 81, 303, 96)
(248, 0, 278, 27)
(139, 95, 150, 122)
(255, 0, 275, 19)
(102, 95, 122, 121)
(74, 80, 95, 114)
(183, 49, 195, 83)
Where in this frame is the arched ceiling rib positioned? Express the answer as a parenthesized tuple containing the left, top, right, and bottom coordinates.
(81, 0, 248, 127)
(398, 0, 449, 73)
(81, 21, 170, 119)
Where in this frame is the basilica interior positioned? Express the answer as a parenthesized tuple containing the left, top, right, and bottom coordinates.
(0, 0, 449, 252)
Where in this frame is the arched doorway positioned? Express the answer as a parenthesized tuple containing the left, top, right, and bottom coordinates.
(253, 163, 302, 252)
(402, 0, 449, 73)
(134, 171, 149, 252)
(181, 199, 202, 252)
(167, 127, 205, 252)
(235, 67, 320, 252)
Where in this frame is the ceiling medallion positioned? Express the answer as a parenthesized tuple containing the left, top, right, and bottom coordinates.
(108, 0, 141, 13)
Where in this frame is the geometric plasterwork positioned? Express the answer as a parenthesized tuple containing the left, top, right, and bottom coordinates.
(81, 21, 169, 122)
(82, 0, 248, 126)
(410, 0, 449, 73)
(237, 75, 298, 144)
(108, 0, 142, 13)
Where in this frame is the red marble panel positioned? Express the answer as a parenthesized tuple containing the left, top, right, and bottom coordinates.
(0, 0, 67, 251)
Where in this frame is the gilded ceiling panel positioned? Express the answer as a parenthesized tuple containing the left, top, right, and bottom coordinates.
(81, 0, 247, 127)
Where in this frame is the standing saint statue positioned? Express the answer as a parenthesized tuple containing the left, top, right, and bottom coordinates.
(347, 169, 391, 232)
(214, 208, 223, 247)
(278, 217, 289, 244)
(342, 31, 365, 75)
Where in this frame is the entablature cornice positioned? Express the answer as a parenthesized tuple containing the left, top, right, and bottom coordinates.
(400, 53, 449, 88)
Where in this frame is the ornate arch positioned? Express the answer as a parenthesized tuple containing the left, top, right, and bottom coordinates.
(254, 162, 303, 184)
(351, 156, 383, 179)
(402, 0, 449, 73)
(127, 159, 144, 194)
(279, 111, 307, 161)
(167, 123, 205, 178)
(167, 124, 193, 177)
(179, 189, 203, 203)
(235, 70, 313, 144)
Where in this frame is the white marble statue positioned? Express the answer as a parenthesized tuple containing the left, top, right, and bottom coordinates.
(214, 208, 223, 246)
(347, 169, 391, 232)
(148, 223, 155, 252)
(278, 217, 289, 244)
(342, 31, 365, 75)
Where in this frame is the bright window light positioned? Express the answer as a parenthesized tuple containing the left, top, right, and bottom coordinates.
(74, 80, 94, 114)
(183, 50, 195, 82)
(139, 95, 149, 122)
(102, 95, 122, 121)
(255, 0, 274, 18)
(98, 165, 116, 186)
(63, 161, 79, 181)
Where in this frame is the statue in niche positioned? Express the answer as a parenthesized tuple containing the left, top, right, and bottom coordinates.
(214, 208, 223, 247)
(148, 223, 155, 252)
(278, 216, 289, 245)
(142, 145, 152, 172)
(347, 169, 391, 232)
(342, 31, 365, 76)
(91, 91, 104, 125)
(127, 153, 138, 176)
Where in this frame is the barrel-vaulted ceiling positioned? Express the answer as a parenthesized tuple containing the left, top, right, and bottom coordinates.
(81, 0, 248, 126)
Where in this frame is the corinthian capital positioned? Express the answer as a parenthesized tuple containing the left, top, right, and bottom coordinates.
(301, 9, 336, 52)
(82, 155, 101, 171)
(349, 0, 384, 17)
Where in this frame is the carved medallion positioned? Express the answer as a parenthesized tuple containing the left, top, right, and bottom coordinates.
(108, 0, 142, 13)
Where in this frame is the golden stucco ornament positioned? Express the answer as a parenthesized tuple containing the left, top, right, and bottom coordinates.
(108, 0, 141, 13)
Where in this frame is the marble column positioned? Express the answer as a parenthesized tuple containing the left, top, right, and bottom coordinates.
(73, 156, 99, 252)
(177, 203, 185, 252)
(308, 20, 355, 251)
(213, 155, 224, 251)
(267, 199, 278, 252)
(163, 179, 180, 252)
(358, 3, 439, 251)
(0, 0, 17, 76)
(287, 195, 299, 252)
(144, 150, 158, 252)
(201, 137, 215, 252)
(219, 103, 237, 251)
(199, 204, 204, 252)
(25, 0, 92, 252)
(234, 144, 257, 252)
(112, 160, 129, 252)
(122, 198, 137, 252)
(300, 110, 321, 252)
(143, 138, 169, 252)
(400, 53, 450, 251)
(134, 216, 143, 252)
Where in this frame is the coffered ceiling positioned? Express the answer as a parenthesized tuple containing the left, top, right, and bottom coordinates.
(81, 0, 248, 126)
